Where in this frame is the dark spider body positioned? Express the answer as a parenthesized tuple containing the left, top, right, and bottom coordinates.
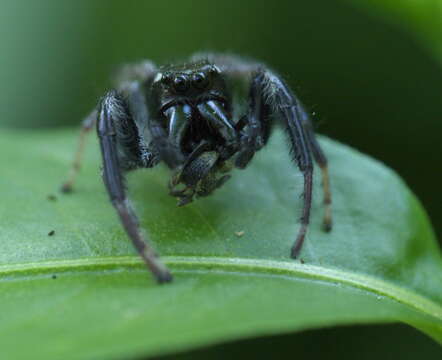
(62, 53, 333, 284)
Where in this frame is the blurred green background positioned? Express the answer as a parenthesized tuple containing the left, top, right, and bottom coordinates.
(0, 0, 440, 358)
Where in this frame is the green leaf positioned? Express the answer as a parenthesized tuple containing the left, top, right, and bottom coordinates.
(0, 129, 441, 359)
(345, 0, 442, 66)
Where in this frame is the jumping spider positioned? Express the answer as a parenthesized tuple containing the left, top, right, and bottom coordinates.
(61, 53, 332, 283)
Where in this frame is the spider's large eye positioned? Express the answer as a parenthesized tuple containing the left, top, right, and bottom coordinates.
(173, 75, 189, 93)
(192, 72, 209, 90)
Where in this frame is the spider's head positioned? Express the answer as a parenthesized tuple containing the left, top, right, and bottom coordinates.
(151, 60, 234, 188)
(152, 61, 225, 106)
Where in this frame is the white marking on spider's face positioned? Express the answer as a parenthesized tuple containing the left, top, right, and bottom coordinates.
(153, 72, 163, 83)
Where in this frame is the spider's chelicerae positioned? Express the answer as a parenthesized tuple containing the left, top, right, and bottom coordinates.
(61, 53, 333, 283)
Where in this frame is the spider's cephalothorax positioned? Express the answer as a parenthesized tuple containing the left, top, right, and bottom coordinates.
(61, 53, 333, 284)
(149, 60, 237, 205)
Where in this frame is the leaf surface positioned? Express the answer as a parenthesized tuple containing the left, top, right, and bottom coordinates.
(0, 129, 441, 360)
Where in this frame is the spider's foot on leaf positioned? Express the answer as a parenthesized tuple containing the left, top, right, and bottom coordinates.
(322, 219, 333, 232)
(155, 269, 173, 284)
(322, 205, 333, 232)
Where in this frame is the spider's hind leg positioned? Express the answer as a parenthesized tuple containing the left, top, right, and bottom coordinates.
(298, 106, 332, 232)
(61, 110, 97, 193)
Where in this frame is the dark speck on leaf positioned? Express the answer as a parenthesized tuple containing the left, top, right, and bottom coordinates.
(48, 230, 55, 236)
(47, 194, 57, 201)
(52, 275, 57, 279)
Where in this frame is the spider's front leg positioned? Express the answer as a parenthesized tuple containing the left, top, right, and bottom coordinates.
(247, 69, 333, 258)
(97, 90, 172, 283)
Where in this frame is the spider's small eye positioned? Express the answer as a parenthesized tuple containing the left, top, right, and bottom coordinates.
(173, 75, 189, 93)
(192, 72, 209, 89)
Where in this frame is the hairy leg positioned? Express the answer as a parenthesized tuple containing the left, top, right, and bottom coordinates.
(97, 90, 171, 283)
(298, 104, 332, 231)
(61, 60, 158, 192)
(256, 70, 315, 259)
(234, 72, 271, 169)
(211, 53, 333, 257)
